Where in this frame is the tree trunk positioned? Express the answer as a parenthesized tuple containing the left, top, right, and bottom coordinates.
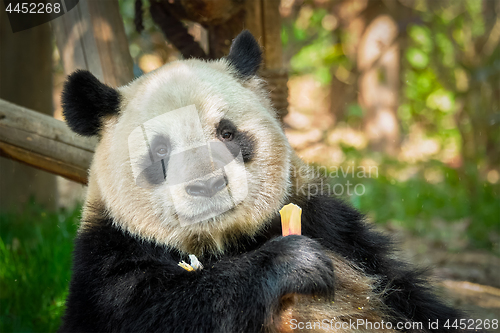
(0, 10, 57, 211)
(357, 9, 400, 155)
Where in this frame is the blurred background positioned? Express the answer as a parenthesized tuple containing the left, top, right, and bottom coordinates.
(0, 0, 499, 331)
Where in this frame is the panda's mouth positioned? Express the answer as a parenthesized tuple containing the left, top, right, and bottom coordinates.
(174, 194, 239, 227)
(176, 209, 235, 227)
(176, 205, 237, 226)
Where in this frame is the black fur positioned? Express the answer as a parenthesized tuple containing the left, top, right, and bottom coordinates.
(59, 207, 334, 333)
(59, 195, 479, 333)
(61, 70, 121, 136)
(216, 118, 256, 162)
(226, 30, 262, 78)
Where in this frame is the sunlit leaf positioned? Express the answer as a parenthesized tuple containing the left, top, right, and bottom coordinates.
(416, 73, 433, 94)
(323, 44, 344, 64)
(426, 89, 455, 112)
(408, 25, 433, 52)
(436, 33, 455, 67)
(466, 0, 485, 36)
(310, 8, 327, 26)
(315, 67, 331, 85)
(406, 47, 429, 69)
(291, 37, 333, 70)
(293, 25, 307, 41)
(452, 27, 464, 47)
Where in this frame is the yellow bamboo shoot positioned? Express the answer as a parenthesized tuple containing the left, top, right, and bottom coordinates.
(279, 203, 302, 236)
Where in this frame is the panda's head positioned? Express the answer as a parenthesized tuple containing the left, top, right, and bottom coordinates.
(62, 31, 293, 254)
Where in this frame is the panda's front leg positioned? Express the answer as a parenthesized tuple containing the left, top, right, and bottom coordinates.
(117, 235, 335, 333)
(174, 235, 335, 333)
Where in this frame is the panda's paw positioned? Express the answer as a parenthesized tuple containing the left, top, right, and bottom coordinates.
(261, 235, 335, 300)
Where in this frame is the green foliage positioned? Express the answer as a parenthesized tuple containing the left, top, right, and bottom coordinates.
(329, 159, 500, 253)
(408, 25, 432, 52)
(291, 37, 337, 84)
(283, 5, 347, 84)
(0, 203, 80, 332)
(401, 1, 499, 133)
(403, 22, 460, 134)
(406, 47, 429, 69)
(118, 0, 158, 69)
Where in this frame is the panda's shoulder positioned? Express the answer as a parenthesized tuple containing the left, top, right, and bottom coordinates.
(74, 213, 180, 271)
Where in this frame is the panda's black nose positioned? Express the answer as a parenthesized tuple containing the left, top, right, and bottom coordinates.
(185, 174, 227, 197)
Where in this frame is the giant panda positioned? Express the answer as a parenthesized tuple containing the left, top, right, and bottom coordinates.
(59, 30, 479, 333)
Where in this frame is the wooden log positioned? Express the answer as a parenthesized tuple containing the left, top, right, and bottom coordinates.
(440, 280, 500, 309)
(0, 99, 96, 184)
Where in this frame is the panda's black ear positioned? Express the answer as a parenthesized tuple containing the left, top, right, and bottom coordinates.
(227, 30, 262, 78)
(61, 70, 121, 136)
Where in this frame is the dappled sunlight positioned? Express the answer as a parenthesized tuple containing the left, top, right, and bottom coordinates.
(487, 170, 499, 184)
(139, 53, 164, 73)
(399, 125, 441, 163)
(284, 74, 338, 164)
(357, 15, 398, 71)
(386, 165, 420, 183)
(94, 17, 113, 42)
(424, 167, 445, 184)
(297, 143, 346, 165)
(360, 157, 379, 170)
(286, 75, 330, 119)
(286, 128, 322, 149)
(365, 108, 399, 141)
(327, 125, 367, 150)
(439, 136, 462, 168)
(284, 109, 312, 129)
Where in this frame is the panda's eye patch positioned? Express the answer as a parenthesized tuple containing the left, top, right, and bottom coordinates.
(216, 119, 237, 142)
(149, 135, 171, 161)
(156, 146, 169, 157)
(216, 118, 255, 163)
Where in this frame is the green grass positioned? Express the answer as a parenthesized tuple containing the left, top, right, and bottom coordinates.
(360, 171, 499, 246)
(0, 202, 80, 332)
(330, 157, 500, 253)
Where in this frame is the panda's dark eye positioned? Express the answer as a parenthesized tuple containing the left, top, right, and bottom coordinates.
(221, 130, 234, 141)
(216, 119, 237, 142)
(150, 135, 171, 159)
(155, 146, 169, 157)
